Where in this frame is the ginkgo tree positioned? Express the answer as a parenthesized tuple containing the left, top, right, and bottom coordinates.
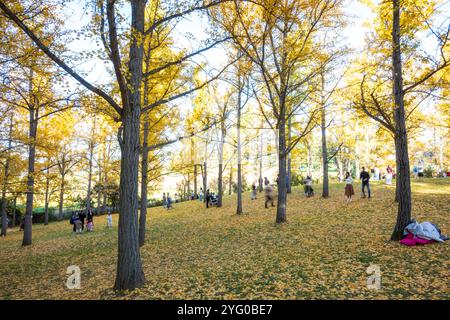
(351, 0, 449, 240)
(210, 0, 345, 222)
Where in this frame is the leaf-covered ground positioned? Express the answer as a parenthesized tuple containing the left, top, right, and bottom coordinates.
(1, 179, 449, 300)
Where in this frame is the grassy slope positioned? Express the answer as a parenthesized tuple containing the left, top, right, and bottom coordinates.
(0, 179, 449, 299)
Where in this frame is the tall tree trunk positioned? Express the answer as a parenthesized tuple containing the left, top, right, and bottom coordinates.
(258, 120, 263, 192)
(97, 166, 102, 214)
(236, 83, 243, 215)
(86, 119, 96, 213)
(12, 195, 17, 228)
(276, 112, 287, 223)
(102, 144, 108, 213)
(113, 0, 146, 290)
(139, 115, 149, 247)
(44, 165, 50, 225)
(217, 120, 225, 207)
(228, 165, 232, 195)
(390, 0, 412, 241)
(321, 75, 329, 197)
(202, 162, 207, 201)
(307, 141, 312, 175)
(1, 115, 13, 236)
(194, 164, 197, 196)
(287, 117, 292, 194)
(22, 105, 38, 246)
(58, 170, 65, 220)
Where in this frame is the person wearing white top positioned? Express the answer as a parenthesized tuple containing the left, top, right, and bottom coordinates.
(106, 211, 113, 228)
(344, 172, 355, 202)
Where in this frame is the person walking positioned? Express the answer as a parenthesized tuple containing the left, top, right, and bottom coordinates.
(344, 172, 355, 202)
(360, 167, 371, 198)
(264, 180, 275, 208)
(303, 175, 314, 197)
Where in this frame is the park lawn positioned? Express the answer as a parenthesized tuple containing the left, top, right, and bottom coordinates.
(0, 179, 448, 300)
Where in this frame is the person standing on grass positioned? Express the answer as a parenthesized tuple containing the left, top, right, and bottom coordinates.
(106, 211, 113, 228)
(360, 167, 371, 198)
(87, 207, 94, 223)
(386, 165, 393, 185)
(78, 210, 86, 231)
(344, 172, 355, 202)
(251, 183, 257, 200)
(162, 192, 167, 208)
(205, 189, 210, 208)
(199, 188, 204, 202)
(264, 180, 275, 208)
(166, 193, 173, 210)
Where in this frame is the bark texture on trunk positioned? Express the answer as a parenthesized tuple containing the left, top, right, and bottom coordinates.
(113, 0, 146, 291)
(23, 106, 38, 246)
(139, 116, 149, 247)
(44, 166, 50, 225)
(236, 82, 242, 214)
(390, 0, 412, 241)
(276, 115, 287, 223)
(217, 119, 225, 207)
(321, 98, 329, 198)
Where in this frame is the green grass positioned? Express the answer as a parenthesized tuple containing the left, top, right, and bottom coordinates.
(0, 178, 449, 299)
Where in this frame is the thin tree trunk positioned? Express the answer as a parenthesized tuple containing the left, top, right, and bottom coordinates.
(102, 144, 108, 213)
(58, 170, 65, 220)
(217, 120, 225, 207)
(259, 120, 263, 192)
(22, 104, 38, 246)
(12, 195, 17, 228)
(44, 165, 50, 225)
(287, 116, 292, 194)
(321, 74, 329, 197)
(390, 0, 412, 241)
(86, 118, 96, 213)
(236, 80, 243, 215)
(1, 115, 13, 236)
(97, 156, 102, 215)
(229, 165, 232, 195)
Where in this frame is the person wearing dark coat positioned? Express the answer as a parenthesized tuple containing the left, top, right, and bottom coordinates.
(78, 211, 86, 231)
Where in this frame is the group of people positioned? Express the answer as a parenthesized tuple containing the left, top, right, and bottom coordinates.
(162, 192, 174, 210)
(69, 208, 94, 233)
(69, 208, 113, 233)
(163, 187, 221, 209)
(344, 167, 372, 202)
